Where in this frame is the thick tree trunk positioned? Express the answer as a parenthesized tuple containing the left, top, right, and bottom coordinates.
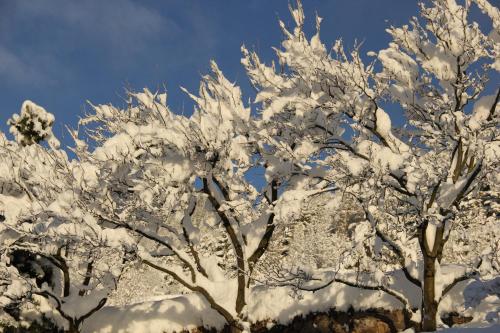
(67, 321, 80, 333)
(422, 254, 438, 331)
(419, 219, 446, 332)
(227, 320, 247, 333)
(228, 325, 244, 333)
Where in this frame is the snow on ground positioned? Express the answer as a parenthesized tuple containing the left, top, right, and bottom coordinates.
(84, 280, 400, 332)
(440, 277, 500, 326)
(82, 293, 225, 333)
(247, 281, 400, 325)
(83, 274, 499, 333)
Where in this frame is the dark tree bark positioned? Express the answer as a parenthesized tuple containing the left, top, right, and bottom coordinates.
(422, 253, 438, 331)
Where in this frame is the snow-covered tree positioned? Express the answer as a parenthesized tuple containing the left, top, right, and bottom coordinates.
(443, 185, 499, 276)
(1, 1, 498, 332)
(65, 63, 331, 332)
(251, 192, 356, 289)
(0, 106, 132, 332)
(7, 100, 59, 148)
(242, 0, 499, 330)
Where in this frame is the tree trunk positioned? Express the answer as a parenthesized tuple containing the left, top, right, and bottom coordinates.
(67, 321, 80, 333)
(419, 219, 446, 332)
(422, 254, 438, 331)
(227, 320, 245, 333)
(228, 326, 243, 333)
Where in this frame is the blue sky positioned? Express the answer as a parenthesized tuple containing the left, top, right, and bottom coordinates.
(0, 0, 492, 148)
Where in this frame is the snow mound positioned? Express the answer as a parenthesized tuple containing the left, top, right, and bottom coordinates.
(83, 280, 401, 333)
(82, 293, 225, 333)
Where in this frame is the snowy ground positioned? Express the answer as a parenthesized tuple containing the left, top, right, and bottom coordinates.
(83, 273, 499, 333)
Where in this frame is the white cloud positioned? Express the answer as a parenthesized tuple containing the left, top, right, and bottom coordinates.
(15, 0, 176, 50)
(0, 46, 50, 85)
(0, 0, 217, 87)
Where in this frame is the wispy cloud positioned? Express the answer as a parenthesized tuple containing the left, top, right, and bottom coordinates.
(0, 47, 43, 85)
(0, 0, 187, 86)
(14, 0, 176, 50)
